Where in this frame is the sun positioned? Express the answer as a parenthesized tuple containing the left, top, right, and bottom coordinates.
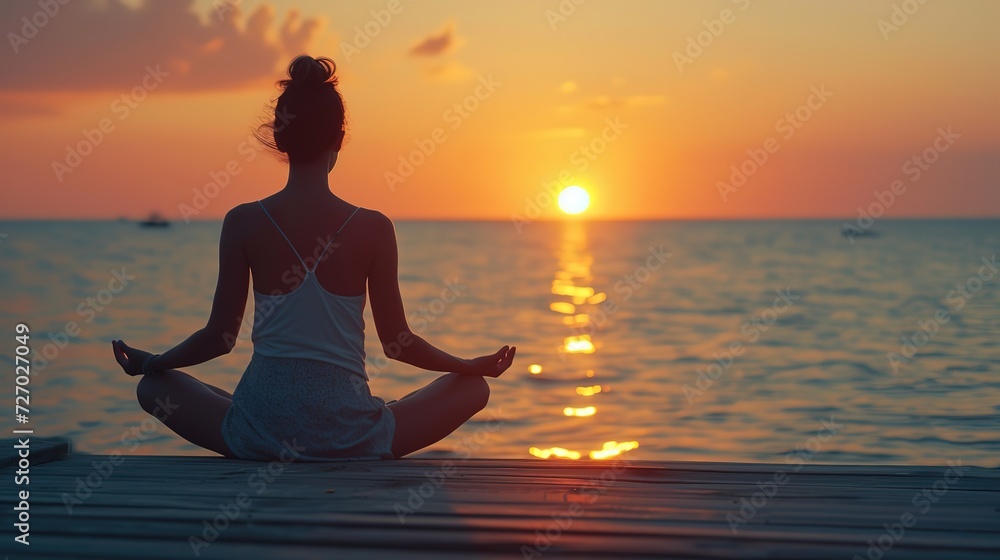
(558, 186, 590, 215)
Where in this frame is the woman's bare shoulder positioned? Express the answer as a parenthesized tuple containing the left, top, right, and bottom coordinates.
(355, 207, 394, 233)
(222, 202, 259, 229)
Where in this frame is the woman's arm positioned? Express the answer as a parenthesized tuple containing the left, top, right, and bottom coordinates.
(148, 206, 250, 372)
(368, 212, 514, 377)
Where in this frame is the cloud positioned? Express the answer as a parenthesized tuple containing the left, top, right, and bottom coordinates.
(0, 0, 327, 92)
(409, 21, 463, 57)
(408, 20, 470, 81)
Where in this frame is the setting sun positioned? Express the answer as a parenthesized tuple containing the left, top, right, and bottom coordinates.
(557, 186, 590, 215)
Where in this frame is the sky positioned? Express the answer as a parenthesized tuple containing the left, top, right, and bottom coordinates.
(1, 0, 998, 220)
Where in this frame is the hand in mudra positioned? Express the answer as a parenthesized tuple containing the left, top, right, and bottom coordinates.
(111, 339, 156, 376)
(464, 345, 516, 378)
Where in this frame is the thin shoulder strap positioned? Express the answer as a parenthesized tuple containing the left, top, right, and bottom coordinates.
(257, 200, 307, 269)
(314, 206, 362, 272)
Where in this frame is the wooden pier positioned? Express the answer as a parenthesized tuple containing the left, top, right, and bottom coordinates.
(2, 439, 998, 559)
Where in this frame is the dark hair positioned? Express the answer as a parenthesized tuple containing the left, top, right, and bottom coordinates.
(254, 55, 348, 164)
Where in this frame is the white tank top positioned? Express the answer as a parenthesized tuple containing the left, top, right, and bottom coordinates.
(250, 200, 368, 378)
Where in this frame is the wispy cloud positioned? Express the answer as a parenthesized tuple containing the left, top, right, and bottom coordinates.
(0, 0, 327, 92)
(409, 21, 463, 57)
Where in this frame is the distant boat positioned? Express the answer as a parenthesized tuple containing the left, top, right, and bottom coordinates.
(841, 226, 878, 240)
(139, 212, 170, 227)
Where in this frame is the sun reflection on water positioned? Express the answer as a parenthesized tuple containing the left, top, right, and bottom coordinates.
(575, 385, 605, 396)
(589, 441, 639, 460)
(563, 334, 595, 354)
(528, 440, 640, 461)
(563, 406, 597, 417)
(529, 221, 640, 460)
(529, 446, 582, 460)
(549, 302, 576, 314)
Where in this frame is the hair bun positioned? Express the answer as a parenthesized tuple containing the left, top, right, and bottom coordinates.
(287, 55, 336, 87)
(256, 54, 349, 164)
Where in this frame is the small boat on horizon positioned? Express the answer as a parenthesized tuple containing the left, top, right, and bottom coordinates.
(139, 212, 170, 227)
(841, 226, 879, 240)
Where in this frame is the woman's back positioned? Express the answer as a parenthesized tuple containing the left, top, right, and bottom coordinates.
(244, 192, 375, 298)
(222, 193, 400, 461)
(243, 194, 368, 377)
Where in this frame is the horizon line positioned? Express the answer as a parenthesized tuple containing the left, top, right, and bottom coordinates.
(2, 215, 998, 223)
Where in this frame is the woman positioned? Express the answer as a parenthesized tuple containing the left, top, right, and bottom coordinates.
(111, 55, 516, 460)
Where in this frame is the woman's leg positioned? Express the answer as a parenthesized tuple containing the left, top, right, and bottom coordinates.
(384, 386, 422, 405)
(203, 383, 233, 399)
(136, 369, 236, 458)
(386, 373, 491, 458)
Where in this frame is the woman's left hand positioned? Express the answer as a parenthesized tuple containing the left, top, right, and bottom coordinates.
(112, 339, 154, 376)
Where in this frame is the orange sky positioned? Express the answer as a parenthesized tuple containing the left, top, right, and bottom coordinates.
(1, 0, 998, 220)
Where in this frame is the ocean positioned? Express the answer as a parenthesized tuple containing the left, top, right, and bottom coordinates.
(1, 218, 998, 466)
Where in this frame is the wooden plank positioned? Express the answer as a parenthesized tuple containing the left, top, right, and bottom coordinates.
(3, 519, 998, 560)
(0, 437, 71, 468)
(1, 452, 997, 559)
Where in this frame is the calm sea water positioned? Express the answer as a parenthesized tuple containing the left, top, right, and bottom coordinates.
(1, 219, 998, 466)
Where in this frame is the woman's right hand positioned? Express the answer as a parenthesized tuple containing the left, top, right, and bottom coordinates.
(463, 345, 516, 378)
